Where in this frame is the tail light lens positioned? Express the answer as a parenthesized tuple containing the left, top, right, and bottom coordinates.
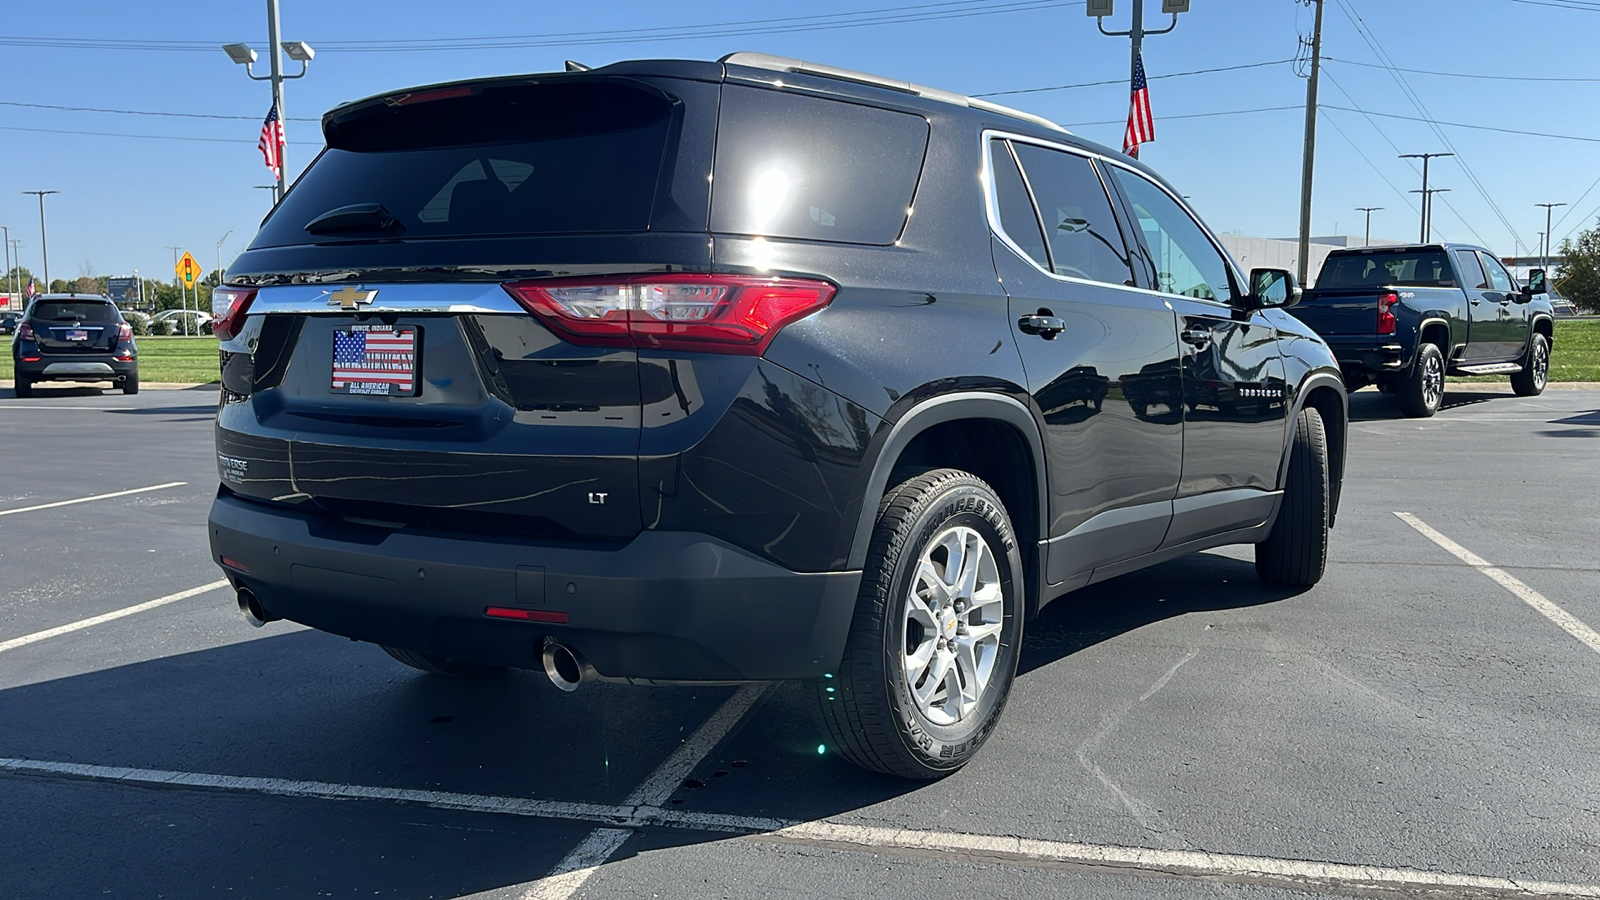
(16, 322, 34, 341)
(211, 286, 258, 341)
(503, 275, 835, 355)
(1377, 291, 1398, 335)
(116, 322, 133, 342)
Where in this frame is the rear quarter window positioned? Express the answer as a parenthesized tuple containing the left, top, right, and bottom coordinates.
(710, 86, 929, 245)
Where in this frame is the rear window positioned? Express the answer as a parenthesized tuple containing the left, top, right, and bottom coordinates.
(711, 86, 929, 245)
(252, 81, 676, 247)
(29, 301, 118, 323)
(1318, 249, 1455, 288)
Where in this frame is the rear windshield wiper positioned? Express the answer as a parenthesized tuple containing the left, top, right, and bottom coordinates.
(305, 203, 405, 236)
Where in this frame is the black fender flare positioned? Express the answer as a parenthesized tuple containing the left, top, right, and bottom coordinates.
(1530, 313, 1555, 342)
(846, 391, 1049, 570)
(1278, 370, 1348, 526)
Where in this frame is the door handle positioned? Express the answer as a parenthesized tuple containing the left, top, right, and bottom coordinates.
(1180, 327, 1212, 347)
(1017, 315, 1067, 338)
(1469, 298, 1481, 305)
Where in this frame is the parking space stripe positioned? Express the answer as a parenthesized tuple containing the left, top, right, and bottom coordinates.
(4, 754, 1598, 898)
(0, 580, 229, 654)
(520, 683, 771, 900)
(1395, 512, 1600, 656)
(0, 481, 187, 517)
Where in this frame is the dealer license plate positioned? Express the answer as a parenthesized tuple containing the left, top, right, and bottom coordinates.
(330, 324, 420, 397)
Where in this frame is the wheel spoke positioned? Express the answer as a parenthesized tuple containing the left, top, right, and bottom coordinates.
(952, 638, 984, 717)
(916, 560, 952, 609)
(906, 591, 938, 631)
(915, 652, 952, 708)
(964, 620, 1003, 644)
(905, 637, 936, 674)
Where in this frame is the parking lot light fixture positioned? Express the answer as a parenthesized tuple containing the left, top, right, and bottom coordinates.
(222, 43, 258, 66)
(281, 41, 314, 62)
(22, 190, 57, 290)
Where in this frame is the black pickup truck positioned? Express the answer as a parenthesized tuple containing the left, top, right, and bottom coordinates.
(1290, 244, 1555, 416)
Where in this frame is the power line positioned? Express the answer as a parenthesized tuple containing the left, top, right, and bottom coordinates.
(1325, 56, 1600, 83)
(0, 99, 318, 123)
(1060, 105, 1303, 127)
(0, 1, 1080, 53)
(0, 125, 294, 144)
(1316, 110, 1419, 216)
(1508, 0, 1600, 11)
(974, 58, 1292, 97)
(1322, 105, 1600, 144)
(1331, 0, 1528, 251)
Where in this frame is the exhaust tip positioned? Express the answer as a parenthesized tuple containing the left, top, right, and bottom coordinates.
(542, 639, 586, 692)
(236, 588, 278, 628)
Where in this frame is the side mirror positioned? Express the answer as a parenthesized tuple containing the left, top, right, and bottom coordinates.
(1247, 267, 1301, 309)
(1527, 268, 1548, 295)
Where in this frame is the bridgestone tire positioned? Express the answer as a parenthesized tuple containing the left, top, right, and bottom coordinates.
(1511, 333, 1549, 397)
(380, 645, 506, 677)
(1256, 406, 1330, 587)
(1396, 342, 1445, 418)
(815, 468, 1024, 779)
(13, 376, 32, 399)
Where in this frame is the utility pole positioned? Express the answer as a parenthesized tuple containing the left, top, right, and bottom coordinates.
(2, 225, 11, 304)
(22, 190, 57, 291)
(1399, 152, 1452, 243)
(7, 240, 19, 299)
(1410, 188, 1450, 241)
(1296, 0, 1325, 285)
(166, 246, 185, 335)
(1091, 1, 1188, 159)
(1536, 202, 1567, 271)
(1356, 207, 1382, 248)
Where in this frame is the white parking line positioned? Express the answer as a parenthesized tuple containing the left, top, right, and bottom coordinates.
(0, 481, 187, 518)
(1395, 512, 1600, 656)
(4, 754, 1598, 898)
(0, 581, 229, 654)
(521, 683, 770, 900)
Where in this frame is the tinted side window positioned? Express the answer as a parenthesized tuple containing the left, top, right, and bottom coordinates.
(1453, 250, 1488, 289)
(1012, 145, 1132, 287)
(990, 140, 1049, 267)
(1110, 168, 1233, 302)
(1480, 253, 1514, 292)
(711, 87, 929, 245)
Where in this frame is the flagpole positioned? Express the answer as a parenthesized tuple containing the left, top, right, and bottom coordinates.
(266, 0, 288, 202)
(1094, 1, 1181, 160)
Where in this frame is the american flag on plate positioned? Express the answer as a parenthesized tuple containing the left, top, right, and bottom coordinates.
(1123, 51, 1154, 159)
(331, 325, 418, 395)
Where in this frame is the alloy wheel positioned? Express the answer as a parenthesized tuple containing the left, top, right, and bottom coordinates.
(902, 525, 1005, 726)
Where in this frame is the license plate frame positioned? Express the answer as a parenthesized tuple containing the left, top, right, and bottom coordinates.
(330, 324, 421, 397)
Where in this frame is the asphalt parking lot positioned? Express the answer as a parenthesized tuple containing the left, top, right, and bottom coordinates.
(2, 383, 1597, 900)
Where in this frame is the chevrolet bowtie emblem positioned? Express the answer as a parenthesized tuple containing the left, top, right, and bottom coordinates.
(328, 286, 378, 310)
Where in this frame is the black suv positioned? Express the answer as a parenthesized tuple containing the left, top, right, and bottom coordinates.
(11, 294, 139, 397)
(209, 53, 1347, 779)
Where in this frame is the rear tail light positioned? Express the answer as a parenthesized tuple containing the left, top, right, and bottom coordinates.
(1377, 291, 1398, 335)
(503, 275, 835, 355)
(116, 322, 133, 342)
(211, 286, 258, 341)
(16, 322, 34, 341)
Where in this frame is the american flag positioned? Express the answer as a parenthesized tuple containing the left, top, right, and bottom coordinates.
(258, 102, 284, 177)
(1123, 52, 1154, 159)
(23, 276, 36, 301)
(332, 326, 417, 394)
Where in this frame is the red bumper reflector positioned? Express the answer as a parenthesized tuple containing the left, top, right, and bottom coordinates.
(485, 607, 569, 624)
(220, 556, 250, 573)
(21, 356, 41, 363)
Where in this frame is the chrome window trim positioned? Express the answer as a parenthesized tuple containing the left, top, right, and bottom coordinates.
(245, 282, 525, 315)
(980, 128, 1245, 313)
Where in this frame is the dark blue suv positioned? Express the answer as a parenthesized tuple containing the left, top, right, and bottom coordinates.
(209, 53, 1347, 778)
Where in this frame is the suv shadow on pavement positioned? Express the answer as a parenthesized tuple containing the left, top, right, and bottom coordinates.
(0, 555, 1311, 897)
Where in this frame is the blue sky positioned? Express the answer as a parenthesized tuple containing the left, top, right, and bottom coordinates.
(3, 0, 1598, 283)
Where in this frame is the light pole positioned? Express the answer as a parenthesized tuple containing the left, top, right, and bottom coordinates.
(215, 230, 233, 284)
(1536, 202, 1567, 272)
(1399, 153, 1452, 243)
(166, 245, 187, 335)
(1410, 188, 1450, 241)
(22, 190, 57, 291)
(6, 240, 19, 299)
(1356, 207, 1383, 248)
(2, 225, 11, 304)
(1090, 0, 1189, 158)
(223, 1, 314, 203)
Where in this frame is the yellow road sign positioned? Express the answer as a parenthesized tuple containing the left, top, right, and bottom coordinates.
(175, 251, 202, 287)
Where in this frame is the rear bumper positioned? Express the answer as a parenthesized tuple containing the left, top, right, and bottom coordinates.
(15, 355, 137, 382)
(1326, 340, 1408, 378)
(207, 492, 862, 683)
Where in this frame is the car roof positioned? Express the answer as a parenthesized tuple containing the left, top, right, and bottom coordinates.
(33, 293, 115, 302)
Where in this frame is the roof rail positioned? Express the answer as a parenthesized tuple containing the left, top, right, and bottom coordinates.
(720, 52, 1070, 135)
